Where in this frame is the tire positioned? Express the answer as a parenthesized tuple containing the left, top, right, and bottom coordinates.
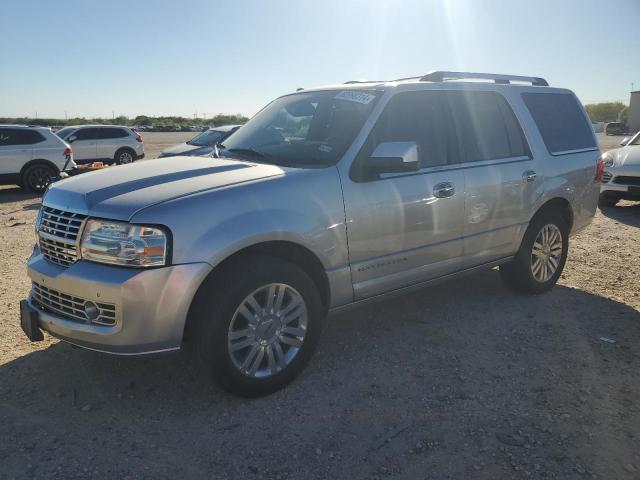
(499, 211, 569, 294)
(598, 194, 618, 208)
(114, 148, 135, 165)
(21, 163, 57, 194)
(190, 255, 324, 397)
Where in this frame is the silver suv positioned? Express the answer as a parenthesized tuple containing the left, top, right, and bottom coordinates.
(55, 125, 144, 165)
(21, 71, 602, 396)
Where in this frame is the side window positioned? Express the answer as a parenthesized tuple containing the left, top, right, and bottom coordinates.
(0, 129, 44, 146)
(521, 92, 597, 154)
(0, 129, 14, 146)
(75, 128, 101, 141)
(448, 91, 526, 162)
(359, 90, 458, 170)
(98, 128, 129, 139)
(22, 130, 46, 144)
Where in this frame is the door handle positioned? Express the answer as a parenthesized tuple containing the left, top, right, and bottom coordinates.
(523, 170, 537, 183)
(433, 182, 456, 198)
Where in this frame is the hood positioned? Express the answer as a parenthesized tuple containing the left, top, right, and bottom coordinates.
(44, 156, 285, 221)
(159, 143, 211, 157)
(608, 145, 640, 167)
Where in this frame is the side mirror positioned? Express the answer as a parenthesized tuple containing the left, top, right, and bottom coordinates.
(620, 137, 630, 146)
(68, 135, 77, 143)
(366, 141, 419, 174)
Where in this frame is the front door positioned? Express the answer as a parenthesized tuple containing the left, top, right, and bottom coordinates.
(69, 128, 99, 163)
(342, 90, 465, 300)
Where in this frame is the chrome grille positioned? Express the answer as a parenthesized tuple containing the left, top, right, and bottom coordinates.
(37, 206, 87, 267)
(31, 282, 117, 326)
(601, 171, 612, 183)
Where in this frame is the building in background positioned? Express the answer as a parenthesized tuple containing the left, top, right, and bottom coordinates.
(629, 91, 640, 133)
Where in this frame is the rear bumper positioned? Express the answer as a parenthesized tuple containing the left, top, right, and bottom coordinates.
(137, 153, 145, 160)
(26, 249, 212, 354)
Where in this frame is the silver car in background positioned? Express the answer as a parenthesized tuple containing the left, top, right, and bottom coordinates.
(21, 71, 602, 397)
(55, 125, 145, 165)
(158, 125, 241, 158)
(599, 131, 640, 206)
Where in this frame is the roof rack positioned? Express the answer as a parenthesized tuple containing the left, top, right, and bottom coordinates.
(420, 71, 548, 86)
(343, 80, 387, 84)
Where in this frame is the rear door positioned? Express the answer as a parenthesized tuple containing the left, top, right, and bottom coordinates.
(447, 90, 540, 268)
(0, 128, 34, 175)
(70, 128, 99, 163)
(343, 90, 466, 299)
(96, 127, 129, 160)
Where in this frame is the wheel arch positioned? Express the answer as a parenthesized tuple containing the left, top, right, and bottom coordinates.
(19, 158, 60, 178)
(530, 197, 574, 231)
(183, 240, 331, 341)
(114, 146, 136, 161)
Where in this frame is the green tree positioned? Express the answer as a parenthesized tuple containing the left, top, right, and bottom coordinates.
(584, 102, 627, 123)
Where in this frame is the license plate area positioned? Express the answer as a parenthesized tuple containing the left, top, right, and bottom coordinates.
(20, 299, 44, 342)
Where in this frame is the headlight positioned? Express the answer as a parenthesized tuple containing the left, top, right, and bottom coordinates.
(603, 154, 615, 167)
(80, 219, 169, 267)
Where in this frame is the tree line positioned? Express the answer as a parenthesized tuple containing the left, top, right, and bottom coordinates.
(584, 102, 628, 123)
(0, 114, 249, 128)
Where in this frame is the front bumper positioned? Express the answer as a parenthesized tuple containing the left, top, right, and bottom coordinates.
(26, 249, 211, 354)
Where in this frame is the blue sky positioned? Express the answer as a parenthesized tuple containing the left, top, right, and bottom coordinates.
(1, 0, 639, 119)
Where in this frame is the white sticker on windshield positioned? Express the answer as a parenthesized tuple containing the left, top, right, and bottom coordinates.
(334, 91, 376, 105)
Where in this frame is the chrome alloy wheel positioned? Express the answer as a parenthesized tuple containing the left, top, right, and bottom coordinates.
(119, 151, 133, 164)
(227, 283, 308, 378)
(531, 224, 563, 283)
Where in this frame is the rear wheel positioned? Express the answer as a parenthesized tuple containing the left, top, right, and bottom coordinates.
(191, 255, 324, 397)
(500, 212, 568, 294)
(21, 163, 56, 194)
(114, 148, 135, 165)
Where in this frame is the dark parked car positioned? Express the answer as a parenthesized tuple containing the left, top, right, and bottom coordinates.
(605, 122, 629, 136)
(158, 125, 241, 158)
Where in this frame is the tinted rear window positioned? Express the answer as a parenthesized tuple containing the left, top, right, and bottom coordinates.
(0, 129, 45, 145)
(521, 93, 597, 154)
(448, 91, 528, 162)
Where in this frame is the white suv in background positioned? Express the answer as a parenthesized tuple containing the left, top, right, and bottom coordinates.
(55, 125, 144, 165)
(0, 125, 75, 193)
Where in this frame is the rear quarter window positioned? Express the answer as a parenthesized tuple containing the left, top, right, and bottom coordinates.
(521, 92, 597, 155)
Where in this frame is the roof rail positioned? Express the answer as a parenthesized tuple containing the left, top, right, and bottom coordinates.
(343, 80, 387, 84)
(420, 71, 549, 87)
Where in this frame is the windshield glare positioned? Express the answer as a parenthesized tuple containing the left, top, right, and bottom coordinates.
(221, 90, 380, 167)
(630, 132, 640, 146)
(187, 130, 225, 147)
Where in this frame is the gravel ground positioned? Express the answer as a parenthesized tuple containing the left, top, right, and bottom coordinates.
(0, 133, 638, 479)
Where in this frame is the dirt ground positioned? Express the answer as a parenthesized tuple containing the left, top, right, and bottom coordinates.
(0, 133, 638, 479)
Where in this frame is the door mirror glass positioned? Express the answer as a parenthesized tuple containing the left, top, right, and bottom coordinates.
(68, 135, 77, 143)
(366, 141, 419, 174)
(620, 137, 630, 146)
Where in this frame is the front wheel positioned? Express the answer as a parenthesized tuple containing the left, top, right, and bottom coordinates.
(500, 212, 568, 294)
(191, 255, 324, 397)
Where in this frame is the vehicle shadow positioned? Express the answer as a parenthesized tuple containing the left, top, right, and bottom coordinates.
(1, 270, 639, 479)
(0, 186, 41, 206)
(599, 201, 640, 227)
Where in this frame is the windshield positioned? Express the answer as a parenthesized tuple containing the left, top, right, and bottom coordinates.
(187, 130, 225, 147)
(220, 90, 380, 167)
(55, 127, 75, 139)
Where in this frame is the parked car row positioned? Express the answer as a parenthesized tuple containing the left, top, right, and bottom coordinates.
(0, 122, 245, 192)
